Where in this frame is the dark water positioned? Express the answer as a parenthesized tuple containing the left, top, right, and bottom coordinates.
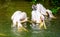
(0, 1, 60, 37)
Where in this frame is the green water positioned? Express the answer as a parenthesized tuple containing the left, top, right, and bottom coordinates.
(0, 1, 60, 37)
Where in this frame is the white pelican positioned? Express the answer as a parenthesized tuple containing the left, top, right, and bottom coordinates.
(11, 11, 28, 28)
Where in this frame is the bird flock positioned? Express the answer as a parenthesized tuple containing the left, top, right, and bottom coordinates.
(11, 3, 56, 31)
